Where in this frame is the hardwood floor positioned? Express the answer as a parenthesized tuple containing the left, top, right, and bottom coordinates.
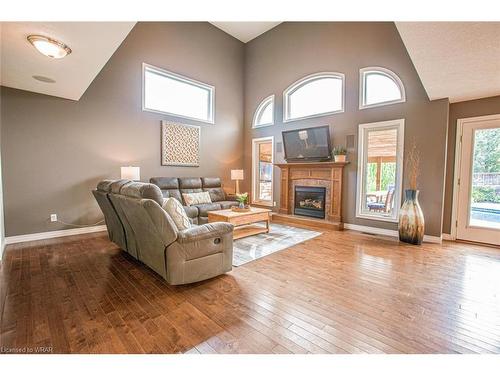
(1, 227, 499, 354)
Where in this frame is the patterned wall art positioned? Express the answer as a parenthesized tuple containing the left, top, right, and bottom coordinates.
(161, 121, 201, 167)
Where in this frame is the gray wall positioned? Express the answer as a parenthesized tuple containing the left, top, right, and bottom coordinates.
(0, 21, 5, 253)
(243, 22, 449, 237)
(1, 22, 245, 236)
(0, 81, 4, 257)
(442, 95, 500, 234)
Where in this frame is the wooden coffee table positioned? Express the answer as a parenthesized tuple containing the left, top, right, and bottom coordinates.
(208, 207, 272, 240)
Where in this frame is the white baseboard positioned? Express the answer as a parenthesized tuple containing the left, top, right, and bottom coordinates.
(344, 223, 397, 237)
(5, 225, 107, 245)
(423, 235, 443, 244)
(442, 233, 455, 241)
(344, 223, 442, 244)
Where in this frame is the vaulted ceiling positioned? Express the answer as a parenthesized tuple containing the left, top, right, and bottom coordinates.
(210, 22, 281, 43)
(396, 22, 500, 103)
(1, 22, 499, 104)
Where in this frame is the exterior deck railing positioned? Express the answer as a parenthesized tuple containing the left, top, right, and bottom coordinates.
(473, 172, 500, 186)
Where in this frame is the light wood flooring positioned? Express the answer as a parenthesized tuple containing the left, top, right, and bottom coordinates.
(1, 227, 499, 354)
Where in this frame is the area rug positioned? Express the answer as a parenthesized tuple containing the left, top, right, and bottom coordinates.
(232, 223, 322, 266)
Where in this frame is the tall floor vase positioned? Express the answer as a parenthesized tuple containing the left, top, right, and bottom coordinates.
(398, 189, 425, 245)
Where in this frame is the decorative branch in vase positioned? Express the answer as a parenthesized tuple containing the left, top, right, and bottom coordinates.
(236, 192, 249, 209)
(399, 140, 425, 245)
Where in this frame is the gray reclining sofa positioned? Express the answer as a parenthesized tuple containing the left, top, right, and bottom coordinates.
(149, 177, 239, 224)
(92, 179, 233, 285)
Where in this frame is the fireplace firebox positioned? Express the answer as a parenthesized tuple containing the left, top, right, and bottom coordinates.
(294, 186, 326, 219)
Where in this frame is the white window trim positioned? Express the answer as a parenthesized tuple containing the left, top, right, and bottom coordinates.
(252, 95, 275, 128)
(142, 62, 215, 124)
(251, 136, 274, 207)
(355, 118, 405, 223)
(359, 67, 406, 110)
(283, 72, 345, 123)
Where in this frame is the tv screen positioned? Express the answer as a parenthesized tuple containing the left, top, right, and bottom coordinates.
(282, 126, 332, 162)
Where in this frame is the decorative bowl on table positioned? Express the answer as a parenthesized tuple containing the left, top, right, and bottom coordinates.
(231, 205, 251, 212)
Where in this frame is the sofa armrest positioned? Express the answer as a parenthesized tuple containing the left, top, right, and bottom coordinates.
(177, 222, 233, 244)
(183, 205, 199, 219)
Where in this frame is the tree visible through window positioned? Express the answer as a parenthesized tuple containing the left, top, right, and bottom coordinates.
(356, 119, 405, 222)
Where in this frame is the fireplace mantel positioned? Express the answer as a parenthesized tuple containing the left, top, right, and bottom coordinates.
(274, 161, 348, 229)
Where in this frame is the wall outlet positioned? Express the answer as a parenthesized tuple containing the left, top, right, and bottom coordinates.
(50, 214, 57, 222)
(273, 201, 277, 207)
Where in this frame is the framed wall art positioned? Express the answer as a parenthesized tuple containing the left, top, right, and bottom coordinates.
(161, 121, 200, 167)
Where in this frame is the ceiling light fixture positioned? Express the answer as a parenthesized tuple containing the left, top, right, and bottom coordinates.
(32, 75, 56, 83)
(27, 35, 72, 59)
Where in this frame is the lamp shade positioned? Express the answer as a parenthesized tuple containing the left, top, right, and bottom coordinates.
(231, 169, 244, 181)
(121, 166, 140, 181)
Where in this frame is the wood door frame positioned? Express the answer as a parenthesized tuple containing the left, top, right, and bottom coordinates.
(450, 113, 500, 240)
(251, 136, 274, 206)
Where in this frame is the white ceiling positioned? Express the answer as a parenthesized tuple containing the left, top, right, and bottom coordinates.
(396, 22, 500, 103)
(0, 22, 136, 100)
(210, 22, 281, 43)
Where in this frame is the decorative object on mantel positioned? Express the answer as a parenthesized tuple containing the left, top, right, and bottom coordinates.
(235, 192, 249, 210)
(399, 140, 425, 245)
(120, 166, 140, 181)
(332, 146, 347, 163)
(231, 169, 244, 194)
(161, 121, 200, 167)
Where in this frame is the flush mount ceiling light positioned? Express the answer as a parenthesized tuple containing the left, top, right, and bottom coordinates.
(27, 35, 72, 59)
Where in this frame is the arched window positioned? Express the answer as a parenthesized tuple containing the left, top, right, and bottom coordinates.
(359, 67, 406, 109)
(283, 72, 344, 122)
(253, 95, 274, 128)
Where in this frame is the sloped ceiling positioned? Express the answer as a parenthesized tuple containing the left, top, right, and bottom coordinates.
(396, 22, 500, 103)
(210, 22, 281, 43)
(1, 22, 136, 100)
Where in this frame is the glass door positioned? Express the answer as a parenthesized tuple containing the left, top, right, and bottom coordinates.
(252, 137, 274, 206)
(456, 116, 500, 245)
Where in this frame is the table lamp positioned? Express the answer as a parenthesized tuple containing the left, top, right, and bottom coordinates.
(121, 166, 140, 181)
(231, 169, 244, 194)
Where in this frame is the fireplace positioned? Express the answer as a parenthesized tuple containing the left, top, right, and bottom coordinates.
(294, 186, 326, 219)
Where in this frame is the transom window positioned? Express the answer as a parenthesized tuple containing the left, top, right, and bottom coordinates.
(283, 72, 344, 122)
(143, 63, 215, 123)
(253, 95, 274, 128)
(359, 67, 405, 109)
(356, 119, 405, 222)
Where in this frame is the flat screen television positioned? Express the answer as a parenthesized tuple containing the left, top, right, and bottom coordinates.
(282, 125, 332, 162)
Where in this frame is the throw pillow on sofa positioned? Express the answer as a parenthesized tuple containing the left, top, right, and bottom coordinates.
(162, 197, 191, 231)
(182, 191, 212, 206)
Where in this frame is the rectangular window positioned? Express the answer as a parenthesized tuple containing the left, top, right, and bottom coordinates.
(356, 119, 405, 222)
(143, 63, 214, 123)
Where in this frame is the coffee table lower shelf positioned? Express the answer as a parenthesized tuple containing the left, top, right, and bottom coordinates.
(207, 207, 272, 240)
(233, 224, 269, 240)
